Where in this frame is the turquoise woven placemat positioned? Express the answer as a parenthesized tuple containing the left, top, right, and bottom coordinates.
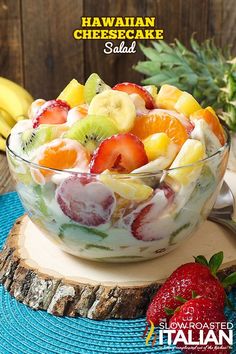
(0, 192, 235, 354)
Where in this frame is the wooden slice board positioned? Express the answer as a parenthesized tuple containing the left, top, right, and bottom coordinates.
(0, 171, 236, 320)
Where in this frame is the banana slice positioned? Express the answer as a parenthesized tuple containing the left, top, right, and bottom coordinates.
(88, 90, 136, 132)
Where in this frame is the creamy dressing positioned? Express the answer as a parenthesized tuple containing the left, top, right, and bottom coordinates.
(8, 103, 225, 261)
(191, 119, 221, 156)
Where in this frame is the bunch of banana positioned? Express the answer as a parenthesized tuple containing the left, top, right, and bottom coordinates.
(0, 77, 33, 152)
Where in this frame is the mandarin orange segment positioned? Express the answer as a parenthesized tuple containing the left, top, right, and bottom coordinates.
(38, 142, 77, 173)
(37, 138, 90, 176)
(190, 107, 225, 145)
(131, 113, 188, 148)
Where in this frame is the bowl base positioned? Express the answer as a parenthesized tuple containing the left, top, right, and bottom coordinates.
(0, 214, 235, 320)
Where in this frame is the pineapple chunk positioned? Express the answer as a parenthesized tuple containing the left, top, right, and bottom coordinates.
(143, 85, 158, 100)
(143, 132, 170, 161)
(174, 92, 201, 117)
(99, 173, 153, 201)
(169, 139, 205, 185)
(57, 79, 85, 107)
(156, 84, 182, 110)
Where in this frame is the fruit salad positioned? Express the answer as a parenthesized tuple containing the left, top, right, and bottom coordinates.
(6, 74, 229, 262)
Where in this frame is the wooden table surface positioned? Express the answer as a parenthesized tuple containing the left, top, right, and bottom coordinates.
(1, 0, 236, 100)
(0, 153, 14, 194)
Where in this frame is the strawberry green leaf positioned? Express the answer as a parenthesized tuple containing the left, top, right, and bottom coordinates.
(164, 307, 175, 316)
(192, 290, 198, 299)
(175, 296, 187, 304)
(209, 251, 224, 275)
(194, 255, 209, 267)
(222, 272, 236, 288)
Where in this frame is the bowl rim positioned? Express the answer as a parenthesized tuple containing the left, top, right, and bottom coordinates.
(6, 125, 230, 179)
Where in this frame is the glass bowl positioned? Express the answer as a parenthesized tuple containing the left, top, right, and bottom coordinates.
(6, 129, 230, 263)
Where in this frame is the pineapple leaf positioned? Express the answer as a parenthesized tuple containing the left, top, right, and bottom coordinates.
(134, 61, 161, 76)
(142, 75, 186, 90)
(175, 39, 189, 54)
(135, 36, 236, 131)
(138, 43, 160, 61)
(152, 40, 174, 54)
(150, 41, 163, 53)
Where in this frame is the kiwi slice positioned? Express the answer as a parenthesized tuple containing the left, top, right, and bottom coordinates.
(84, 73, 111, 104)
(64, 115, 118, 153)
(20, 124, 65, 154)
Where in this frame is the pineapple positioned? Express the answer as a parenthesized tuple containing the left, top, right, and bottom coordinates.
(57, 79, 85, 107)
(143, 132, 170, 161)
(143, 85, 158, 100)
(169, 139, 205, 185)
(99, 173, 153, 202)
(134, 38, 236, 131)
(175, 91, 201, 116)
(156, 84, 182, 110)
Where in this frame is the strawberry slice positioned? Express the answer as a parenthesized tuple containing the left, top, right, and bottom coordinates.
(131, 184, 174, 241)
(32, 99, 70, 128)
(112, 82, 156, 109)
(56, 175, 116, 226)
(90, 133, 148, 174)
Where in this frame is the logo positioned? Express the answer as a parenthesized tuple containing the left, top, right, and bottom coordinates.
(143, 320, 233, 351)
(73, 16, 164, 54)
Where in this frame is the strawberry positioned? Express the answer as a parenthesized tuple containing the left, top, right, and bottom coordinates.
(90, 133, 148, 174)
(113, 82, 156, 109)
(131, 184, 175, 241)
(56, 175, 116, 226)
(32, 99, 70, 128)
(147, 252, 228, 326)
(169, 297, 230, 354)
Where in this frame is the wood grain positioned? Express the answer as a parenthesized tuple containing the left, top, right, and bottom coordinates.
(0, 0, 23, 85)
(221, 0, 236, 53)
(21, 0, 84, 99)
(147, 0, 209, 45)
(208, 0, 223, 47)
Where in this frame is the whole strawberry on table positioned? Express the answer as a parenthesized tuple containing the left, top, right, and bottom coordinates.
(146, 251, 236, 353)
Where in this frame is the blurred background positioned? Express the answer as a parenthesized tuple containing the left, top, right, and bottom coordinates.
(0, 0, 236, 100)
